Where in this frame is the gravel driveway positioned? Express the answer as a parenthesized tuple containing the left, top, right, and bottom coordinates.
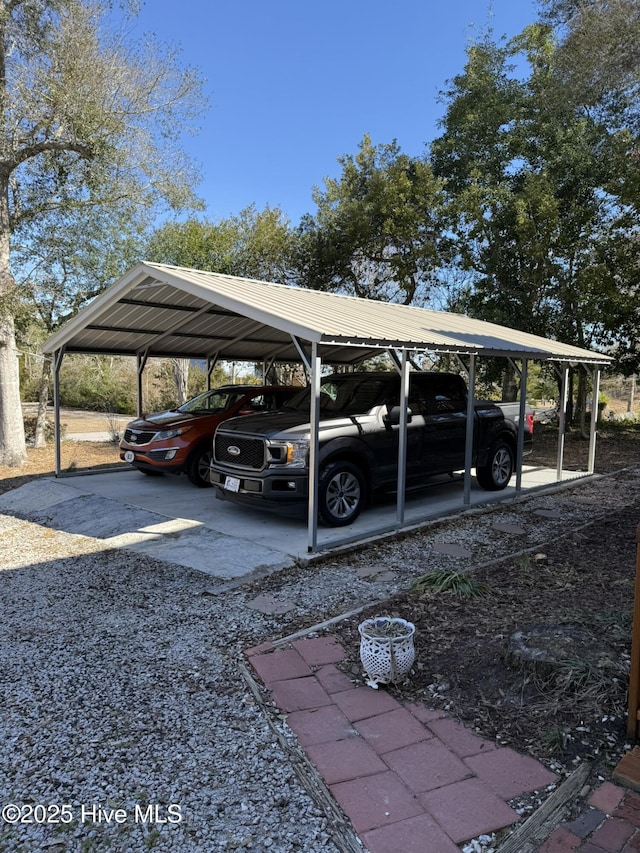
(1, 469, 637, 852)
(0, 517, 343, 853)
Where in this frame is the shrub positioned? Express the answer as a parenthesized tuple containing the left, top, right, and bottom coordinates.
(23, 415, 65, 445)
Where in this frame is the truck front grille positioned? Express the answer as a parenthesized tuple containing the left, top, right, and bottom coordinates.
(214, 433, 265, 470)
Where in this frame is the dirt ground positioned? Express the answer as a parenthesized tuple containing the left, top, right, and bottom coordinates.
(328, 422, 640, 779)
(0, 409, 123, 497)
(2, 414, 640, 779)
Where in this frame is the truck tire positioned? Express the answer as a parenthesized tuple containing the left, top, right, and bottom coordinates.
(318, 461, 365, 527)
(187, 446, 213, 487)
(475, 441, 514, 491)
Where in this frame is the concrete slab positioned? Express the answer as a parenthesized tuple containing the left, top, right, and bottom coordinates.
(0, 464, 592, 580)
(0, 476, 296, 580)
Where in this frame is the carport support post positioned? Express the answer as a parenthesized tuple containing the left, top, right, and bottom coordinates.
(515, 358, 528, 493)
(396, 349, 410, 524)
(588, 367, 601, 474)
(53, 347, 65, 477)
(463, 354, 476, 506)
(206, 355, 219, 391)
(136, 350, 150, 417)
(556, 364, 569, 480)
(307, 343, 321, 553)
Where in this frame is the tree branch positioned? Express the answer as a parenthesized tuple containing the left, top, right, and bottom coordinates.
(10, 138, 94, 170)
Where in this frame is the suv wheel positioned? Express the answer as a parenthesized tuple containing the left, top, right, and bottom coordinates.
(476, 441, 514, 490)
(187, 446, 213, 487)
(318, 461, 365, 527)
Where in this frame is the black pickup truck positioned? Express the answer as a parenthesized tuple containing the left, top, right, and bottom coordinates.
(210, 371, 533, 527)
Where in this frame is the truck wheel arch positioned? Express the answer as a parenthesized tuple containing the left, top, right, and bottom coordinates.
(318, 445, 373, 490)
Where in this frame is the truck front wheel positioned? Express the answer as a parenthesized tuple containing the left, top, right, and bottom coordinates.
(476, 441, 514, 491)
(318, 461, 365, 527)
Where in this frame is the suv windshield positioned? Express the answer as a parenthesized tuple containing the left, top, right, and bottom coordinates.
(177, 389, 245, 414)
(285, 376, 391, 416)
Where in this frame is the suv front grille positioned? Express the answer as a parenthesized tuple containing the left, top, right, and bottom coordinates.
(214, 433, 265, 470)
(124, 428, 156, 444)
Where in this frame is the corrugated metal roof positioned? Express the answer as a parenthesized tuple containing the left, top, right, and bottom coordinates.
(42, 261, 612, 365)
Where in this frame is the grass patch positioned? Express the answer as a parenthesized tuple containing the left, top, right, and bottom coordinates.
(411, 568, 489, 599)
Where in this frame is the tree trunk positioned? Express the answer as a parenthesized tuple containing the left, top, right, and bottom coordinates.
(502, 362, 518, 402)
(576, 370, 588, 439)
(172, 358, 189, 405)
(566, 370, 575, 426)
(0, 167, 26, 465)
(0, 309, 27, 465)
(33, 358, 52, 448)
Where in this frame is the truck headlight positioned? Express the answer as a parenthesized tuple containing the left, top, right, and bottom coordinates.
(267, 439, 309, 467)
(285, 440, 309, 467)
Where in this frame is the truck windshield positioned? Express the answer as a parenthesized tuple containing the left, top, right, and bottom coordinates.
(285, 376, 390, 416)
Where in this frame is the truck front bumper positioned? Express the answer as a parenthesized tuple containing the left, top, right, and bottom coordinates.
(210, 467, 309, 508)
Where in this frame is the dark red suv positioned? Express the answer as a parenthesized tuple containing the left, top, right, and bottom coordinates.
(119, 385, 298, 487)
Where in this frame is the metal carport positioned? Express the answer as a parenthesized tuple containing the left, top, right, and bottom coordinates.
(42, 261, 612, 552)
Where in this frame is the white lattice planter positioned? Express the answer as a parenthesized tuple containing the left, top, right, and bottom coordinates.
(358, 617, 416, 689)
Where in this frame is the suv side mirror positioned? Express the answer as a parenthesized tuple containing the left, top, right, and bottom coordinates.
(384, 405, 413, 427)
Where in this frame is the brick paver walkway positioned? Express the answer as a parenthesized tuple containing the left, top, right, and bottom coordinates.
(246, 635, 559, 852)
(539, 783, 640, 852)
(246, 635, 640, 852)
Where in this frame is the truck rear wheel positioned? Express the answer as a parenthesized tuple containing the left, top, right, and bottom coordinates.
(476, 441, 514, 491)
(318, 461, 365, 527)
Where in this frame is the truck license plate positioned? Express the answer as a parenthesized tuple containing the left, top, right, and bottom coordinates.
(224, 476, 240, 493)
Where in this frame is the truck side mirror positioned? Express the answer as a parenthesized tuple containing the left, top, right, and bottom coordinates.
(383, 406, 413, 427)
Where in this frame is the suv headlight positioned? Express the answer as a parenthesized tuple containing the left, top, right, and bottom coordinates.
(153, 426, 192, 441)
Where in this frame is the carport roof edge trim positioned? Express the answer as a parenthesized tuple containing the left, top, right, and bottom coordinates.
(41, 261, 612, 365)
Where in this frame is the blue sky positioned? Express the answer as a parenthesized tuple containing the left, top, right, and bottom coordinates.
(133, 0, 539, 225)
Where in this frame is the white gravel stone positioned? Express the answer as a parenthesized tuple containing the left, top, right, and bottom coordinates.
(0, 469, 635, 852)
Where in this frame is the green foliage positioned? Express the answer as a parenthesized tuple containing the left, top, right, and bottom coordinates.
(294, 135, 447, 305)
(539, 725, 572, 756)
(0, 0, 207, 465)
(57, 356, 138, 413)
(146, 205, 295, 282)
(526, 363, 559, 404)
(27, 353, 254, 417)
(412, 569, 489, 599)
(540, 0, 640, 122)
(14, 202, 147, 332)
(145, 218, 239, 274)
(432, 21, 640, 386)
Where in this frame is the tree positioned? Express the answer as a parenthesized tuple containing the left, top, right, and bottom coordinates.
(539, 0, 640, 375)
(294, 135, 446, 306)
(0, 0, 205, 465)
(13, 200, 146, 444)
(146, 205, 295, 282)
(540, 0, 640, 122)
(431, 24, 640, 412)
(145, 206, 296, 395)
